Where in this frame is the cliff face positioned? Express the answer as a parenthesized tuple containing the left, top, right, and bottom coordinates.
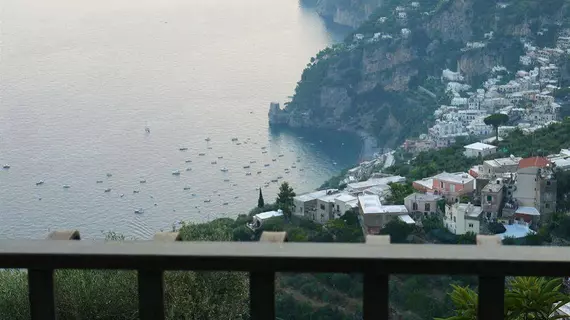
(313, 0, 384, 29)
(272, 0, 570, 148)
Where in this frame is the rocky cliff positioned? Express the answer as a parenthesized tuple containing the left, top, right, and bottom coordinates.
(272, 0, 570, 148)
(311, 0, 384, 29)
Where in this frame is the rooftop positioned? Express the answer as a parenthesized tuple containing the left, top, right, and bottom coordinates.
(433, 172, 474, 184)
(295, 190, 337, 202)
(255, 210, 283, 220)
(484, 157, 522, 168)
(464, 142, 497, 151)
(518, 157, 551, 169)
(413, 178, 433, 190)
(358, 195, 382, 214)
(398, 214, 415, 224)
(482, 180, 503, 193)
(347, 176, 405, 191)
(515, 206, 540, 216)
(335, 194, 357, 203)
(455, 203, 482, 218)
(404, 192, 442, 202)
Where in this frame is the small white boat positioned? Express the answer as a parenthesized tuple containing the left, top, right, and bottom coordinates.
(245, 172, 252, 176)
(277, 176, 283, 179)
(145, 127, 151, 133)
(218, 156, 224, 159)
(2, 164, 10, 169)
(96, 180, 103, 183)
(291, 165, 296, 168)
(185, 159, 192, 163)
(185, 167, 192, 171)
(255, 187, 260, 190)
(211, 161, 217, 164)
(63, 185, 71, 189)
(172, 170, 181, 175)
(262, 151, 268, 154)
(296, 159, 301, 162)
(278, 154, 284, 157)
(179, 147, 188, 151)
(231, 138, 238, 141)
(236, 142, 242, 145)
(232, 183, 238, 186)
(243, 165, 250, 169)
(36, 180, 44, 186)
(120, 194, 125, 198)
(205, 137, 211, 141)
(133, 190, 140, 194)
(104, 188, 112, 193)
(140, 179, 146, 183)
(272, 159, 276, 162)
(134, 208, 144, 214)
(198, 153, 206, 156)
(223, 202, 228, 205)
(250, 160, 256, 164)
(271, 179, 278, 183)
(257, 171, 262, 174)
(224, 179, 230, 182)
(204, 199, 211, 203)
(183, 186, 191, 190)
(264, 164, 270, 167)
(299, 168, 305, 171)
(207, 147, 212, 149)
(220, 167, 228, 172)
(106, 173, 113, 177)
(261, 147, 266, 149)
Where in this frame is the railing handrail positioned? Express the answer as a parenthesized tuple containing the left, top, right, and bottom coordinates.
(0, 240, 569, 276)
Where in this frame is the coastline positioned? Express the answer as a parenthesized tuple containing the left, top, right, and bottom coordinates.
(357, 131, 382, 161)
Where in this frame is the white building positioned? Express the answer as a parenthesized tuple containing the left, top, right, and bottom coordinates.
(247, 210, 283, 230)
(464, 142, 498, 158)
(443, 203, 482, 235)
(346, 176, 406, 194)
(358, 195, 413, 234)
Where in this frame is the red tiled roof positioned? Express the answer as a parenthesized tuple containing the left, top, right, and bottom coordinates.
(518, 157, 550, 169)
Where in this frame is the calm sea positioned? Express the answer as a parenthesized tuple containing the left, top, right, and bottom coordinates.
(0, 0, 361, 239)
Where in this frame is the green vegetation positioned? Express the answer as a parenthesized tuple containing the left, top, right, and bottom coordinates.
(484, 113, 509, 143)
(438, 277, 570, 320)
(257, 189, 264, 208)
(385, 182, 415, 204)
(276, 182, 296, 220)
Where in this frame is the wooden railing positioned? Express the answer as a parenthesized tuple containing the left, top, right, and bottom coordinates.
(1, 235, 570, 320)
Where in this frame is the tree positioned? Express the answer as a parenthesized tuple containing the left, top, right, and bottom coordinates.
(489, 222, 507, 234)
(379, 220, 413, 243)
(276, 182, 296, 219)
(484, 113, 509, 143)
(386, 182, 415, 205)
(257, 189, 264, 208)
(437, 277, 570, 320)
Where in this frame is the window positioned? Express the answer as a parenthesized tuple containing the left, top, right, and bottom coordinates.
(453, 217, 456, 222)
(412, 202, 418, 210)
(468, 223, 474, 228)
(320, 204, 325, 210)
(545, 203, 550, 209)
(487, 195, 492, 202)
(425, 203, 430, 211)
(547, 181, 551, 186)
(440, 181, 444, 188)
(450, 184, 456, 192)
(336, 205, 339, 211)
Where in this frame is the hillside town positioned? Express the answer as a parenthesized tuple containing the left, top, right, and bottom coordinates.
(403, 29, 570, 153)
(250, 145, 570, 242)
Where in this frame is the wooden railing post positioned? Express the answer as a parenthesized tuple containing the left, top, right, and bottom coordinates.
(364, 235, 390, 320)
(28, 269, 55, 320)
(138, 270, 165, 320)
(250, 272, 275, 320)
(477, 235, 504, 320)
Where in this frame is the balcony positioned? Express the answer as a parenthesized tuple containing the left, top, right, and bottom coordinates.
(2, 236, 570, 320)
